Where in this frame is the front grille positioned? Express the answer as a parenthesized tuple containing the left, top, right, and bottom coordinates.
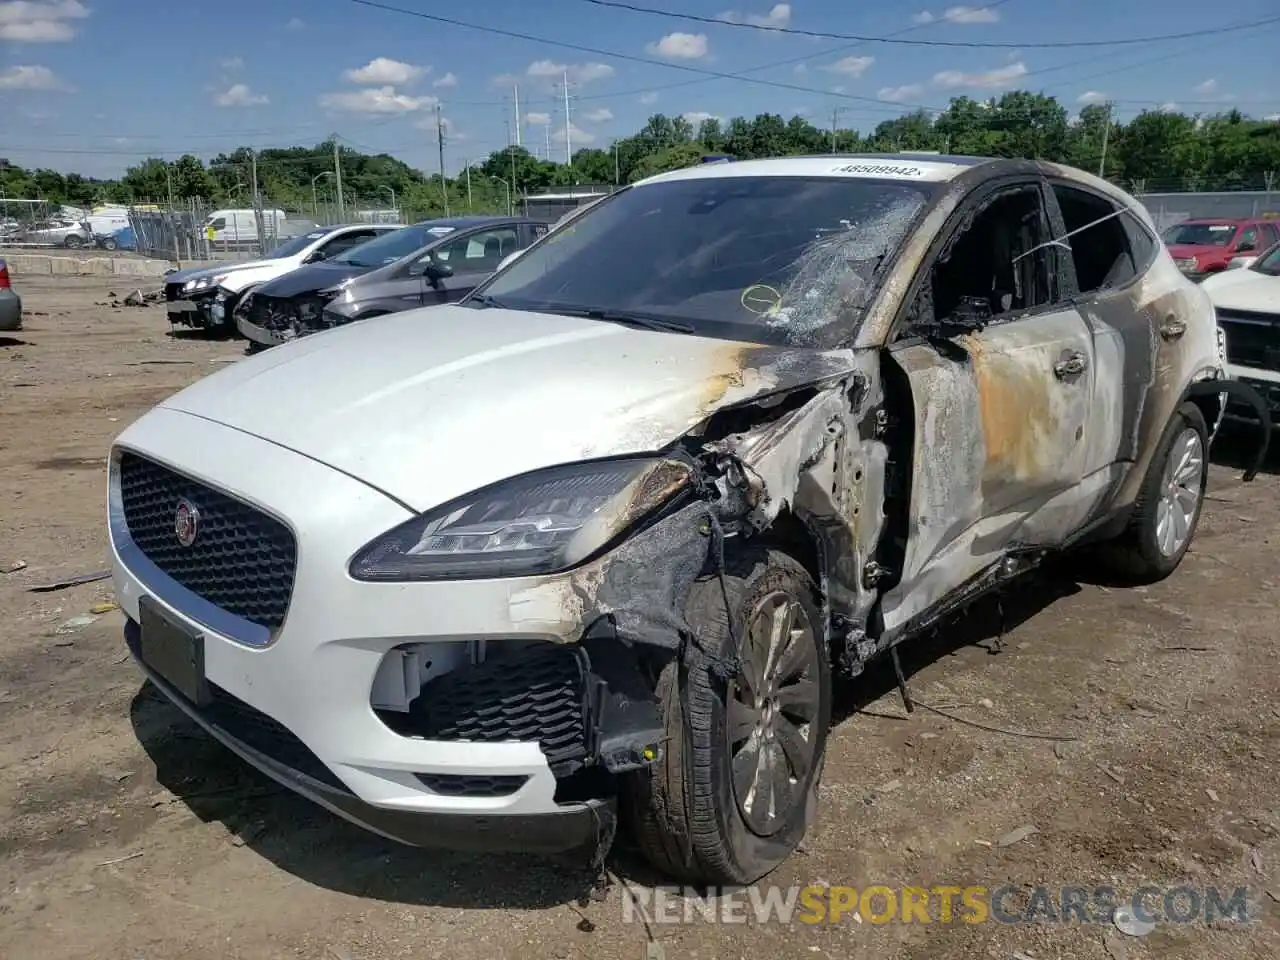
(118, 452, 297, 629)
(1218, 309, 1280, 373)
(415, 773, 529, 797)
(409, 644, 591, 774)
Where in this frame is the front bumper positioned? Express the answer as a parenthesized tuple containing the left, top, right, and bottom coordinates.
(235, 312, 291, 347)
(1225, 364, 1280, 420)
(166, 291, 221, 328)
(108, 407, 641, 849)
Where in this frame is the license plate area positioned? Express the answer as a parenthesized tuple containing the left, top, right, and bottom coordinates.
(138, 597, 210, 706)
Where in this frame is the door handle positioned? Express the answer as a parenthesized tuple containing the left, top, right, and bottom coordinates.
(1053, 352, 1088, 379)
(1160, 317, 1187, 341)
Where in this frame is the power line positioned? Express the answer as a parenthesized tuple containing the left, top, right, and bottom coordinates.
(572, 0, 1280, 49)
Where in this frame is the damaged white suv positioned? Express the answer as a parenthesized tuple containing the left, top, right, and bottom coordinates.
(107, 155, 1267, 885)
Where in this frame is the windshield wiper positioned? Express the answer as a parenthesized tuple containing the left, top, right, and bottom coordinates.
(465, 292, 509, 309)
(539, 305, 695, 334)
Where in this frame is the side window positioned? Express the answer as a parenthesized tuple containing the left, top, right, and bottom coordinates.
(319, 230, 375, 257)
(1051, 184, 1136, 294)
(909, 185, 1057, 334)
(1119, 208, 1159, 272)
(208, 218, 227, 231)
(433, 228, 519, 272)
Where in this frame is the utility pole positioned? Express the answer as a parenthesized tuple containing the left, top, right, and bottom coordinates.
(831, 106, 841, 152)
(465, 160, 472, 209)
(249, 149, 265, 251)
(562, 69, 573, 166)
(510, 144, 518, 215)
(513, 84, 522, 148)
(613, 142, 620, 184)
(1098, 103, 1112, 179)
(545, 125, 551, 161)
(435, 102, 450, 216)
(332, 136, 345, 222)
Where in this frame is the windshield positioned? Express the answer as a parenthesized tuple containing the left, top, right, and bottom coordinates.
(267, 230, 333, 259)
(1162, 222, 1238, 246)
(476, 175, 933, 347)
(1251, 240, 1280, 276)
(333, 223, 454, 268)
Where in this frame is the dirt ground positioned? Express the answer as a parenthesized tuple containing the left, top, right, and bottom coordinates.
(1, 275, 1278, 960)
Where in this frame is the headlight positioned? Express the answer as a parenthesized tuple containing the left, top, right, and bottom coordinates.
(349, 458, 692, 582)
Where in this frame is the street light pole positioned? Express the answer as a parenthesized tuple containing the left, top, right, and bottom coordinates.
(311, 171, 333, 218)
(381, 185, 397, 221)
(491, 176, 511, 216)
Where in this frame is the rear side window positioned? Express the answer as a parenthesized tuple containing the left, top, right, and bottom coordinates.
(1051, 184, 1136, 294)
(1120, 209, 1159, 271)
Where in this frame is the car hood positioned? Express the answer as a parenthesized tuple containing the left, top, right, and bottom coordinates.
(1203, 269, 1280, 312)
(167, 259, 271, 284)
(1166, 244, 1229, 262)
(159, 304, 856, 512)
(255, 261, 368, 298)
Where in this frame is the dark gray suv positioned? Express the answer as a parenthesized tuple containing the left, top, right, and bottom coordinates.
(236, 216, 547, 348)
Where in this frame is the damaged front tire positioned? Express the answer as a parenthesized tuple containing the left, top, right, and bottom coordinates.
(623, 547, 831, 885)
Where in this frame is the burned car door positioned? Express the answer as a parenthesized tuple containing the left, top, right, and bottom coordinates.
(876, 179, 1098, 634)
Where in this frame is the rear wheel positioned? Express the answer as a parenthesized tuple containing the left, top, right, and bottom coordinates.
(99, 237, 119, 251)
(623, 547, 831, 885)
(63, 235, 84, 249)
(1095, 401, 1209, 583)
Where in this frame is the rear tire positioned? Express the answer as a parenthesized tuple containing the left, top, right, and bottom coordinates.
(623, 546, 831, 885)
(1095, 401, 1209, 584)
(99, 237, 119, 251)
(63, 235, 83, 249)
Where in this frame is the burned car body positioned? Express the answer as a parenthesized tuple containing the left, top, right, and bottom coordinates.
(106, 155, 1267, 885)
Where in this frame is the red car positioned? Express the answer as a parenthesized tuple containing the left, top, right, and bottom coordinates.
(1162, 217, 1280, 280)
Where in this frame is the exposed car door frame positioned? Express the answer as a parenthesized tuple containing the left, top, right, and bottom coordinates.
(872, 174, 1100, 642)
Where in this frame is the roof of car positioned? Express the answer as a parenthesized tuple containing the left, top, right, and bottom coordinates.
(633, 153, 999, 187)
(1175, 217, 1268, 225)
(410, 215, 535, 228)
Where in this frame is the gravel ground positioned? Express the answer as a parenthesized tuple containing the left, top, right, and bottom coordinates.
(1, 276, 1278, 960)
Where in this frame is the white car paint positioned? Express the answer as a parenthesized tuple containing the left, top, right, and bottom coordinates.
(1202, 258, 1280, 390)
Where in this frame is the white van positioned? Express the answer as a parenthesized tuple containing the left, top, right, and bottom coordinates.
(203, 208, 286, 244)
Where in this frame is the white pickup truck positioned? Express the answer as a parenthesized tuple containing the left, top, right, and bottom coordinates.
(164, 223, 401, 334)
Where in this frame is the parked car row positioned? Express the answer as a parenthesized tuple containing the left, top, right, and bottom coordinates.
(164, 215, 551, 350)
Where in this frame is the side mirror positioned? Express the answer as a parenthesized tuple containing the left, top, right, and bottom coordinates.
(1236, 240, 1256, 253)
(416, 260, 453, 283)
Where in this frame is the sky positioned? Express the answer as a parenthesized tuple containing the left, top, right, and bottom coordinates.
(1, 0, 1278, 180)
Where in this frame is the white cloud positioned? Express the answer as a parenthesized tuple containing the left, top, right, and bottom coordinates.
(911, 6, 1000, 24)
(1193, 78, 1217, 95)
(793, 62, 807, 74)
(933, 61, 1027, 89)
(1076, 90, 1108, 105)
(214, 83, 268, 107)
(0, 0, 89, 43)
(583, 107, 613, 123)
(878, 84, 924, 103)
(638, 91, 658, 104)
(822, 56, 874, 78)
(716, 3, 791, 28)
(942, 5, 1000, 23)
(219, 56, 244, 71)
(1158, 101, 1179, 113)
(522, 59, 616, 85)
(285, 17, 304, 30)
(683, 111, 719, 124)
(525, 111, 551, 125)
(432, 71, 458, 88)
(564, 121, 595, 146)
(0, 63, 68, 90)
(344, 57, 427, 86)
(646, 32, 709, 60)
(318, 86, 436, 114)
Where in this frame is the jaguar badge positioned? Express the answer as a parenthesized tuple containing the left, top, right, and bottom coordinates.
(174, 498, 200, 547)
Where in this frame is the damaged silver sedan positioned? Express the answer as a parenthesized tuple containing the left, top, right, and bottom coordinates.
(105, 154, 1268, 886)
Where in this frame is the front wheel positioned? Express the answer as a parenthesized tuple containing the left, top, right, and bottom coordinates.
(623, 546, 831, 885)
(1095, 401, 1209, 583)
(99, 237, 119, 251)
(63, 235, 84, 248)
